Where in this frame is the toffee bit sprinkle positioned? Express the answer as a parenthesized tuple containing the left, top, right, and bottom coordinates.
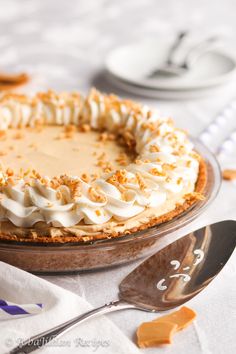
(162, 163, 176, 170)
(93, 142, 101, 148)
(95, 209, 101, 216)
(64, 124, 77, 133)
(95, 152, 114, 172)
(6, 168, 14, 176)
(79, 123, 91, 132)
(123, 131, 135, 148)
(107, 169, 128, 186)
(135, 159, 143, 165)
(0, 130, 6, 139)
(91, 173, 100, 181)
(177, 177, 183, 185)
(13, 132, 24, 140)
(23, 168, 31, 177)
(149, 145, 160, 153)
(186, 160, 192, 167)
(88, 187, 107, 203)
(115, 152, 128, 166)
(81, 173, 90, 183)
(64, 131, 74, 139)
(28, 143, 37, 149)
(6, 177, 15, 186)
(98, 132, 116, 142)
(97, 152, 106, 160)
(149, 168, 165, 176)
(96, 160, 113, 172)
(136, 172, 147, 190)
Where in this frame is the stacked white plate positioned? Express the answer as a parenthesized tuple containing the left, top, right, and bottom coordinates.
(106, 39, 236, 99)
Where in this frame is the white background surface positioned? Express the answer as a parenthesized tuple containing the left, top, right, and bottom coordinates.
(0, 0, 236, 353)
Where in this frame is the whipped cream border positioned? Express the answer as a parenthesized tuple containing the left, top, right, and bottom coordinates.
(0, 89, 200, 228)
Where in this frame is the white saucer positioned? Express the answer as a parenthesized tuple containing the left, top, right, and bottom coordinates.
(107, 71, 235, 100)
(106, 39, 236, 91)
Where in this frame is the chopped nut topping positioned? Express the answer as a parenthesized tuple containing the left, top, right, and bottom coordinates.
(135, 159, 144, 165)
(28, 143, 37, 149)
(98, 132, 116, 142)
(79, 123, 91, 132)
(96, 159, 114, 172)
(149, 145, 160, 153)
(96, 152, 114, 172)
(81, 173, 90, 183)
(88, 187, 107, 203)
(186, 160, 192, 167)
(13, 132, 24, 140)
(177, 177, 183, 185)
(107, 169, 128, 186)
(64, 131, 74, 139)
(149, 168, 165, 177)
(23, 168, 31, 177)
(0, 130, 6, 139)
(97, 152, 106, 160)
(115, 152, 128, 166)
(141, 122, 158, 132)
(190, 151, 201, 161)
(123, 130, 135, 148)
(162, 163, 176, 171)
(6, 168, 14, 176)
(64, 124, 77, 133)
(91, 173, 100, 181)
(6, 177, 15, 186)
(136, 172, 147, 190)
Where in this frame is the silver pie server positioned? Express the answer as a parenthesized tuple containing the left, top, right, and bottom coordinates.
(11, 220, 236, 354)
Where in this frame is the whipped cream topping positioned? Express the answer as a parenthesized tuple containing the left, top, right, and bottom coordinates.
(0, 89, 200, 228)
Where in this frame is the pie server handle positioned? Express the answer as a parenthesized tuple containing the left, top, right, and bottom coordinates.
(10, 300, 138, 353)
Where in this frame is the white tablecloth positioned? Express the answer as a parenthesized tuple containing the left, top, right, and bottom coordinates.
(0, 1, 236, 353)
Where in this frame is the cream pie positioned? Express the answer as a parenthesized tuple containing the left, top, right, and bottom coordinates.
(0, 89, 206, 243)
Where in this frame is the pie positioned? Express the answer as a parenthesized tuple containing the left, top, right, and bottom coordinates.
(0, 89, 206, 243)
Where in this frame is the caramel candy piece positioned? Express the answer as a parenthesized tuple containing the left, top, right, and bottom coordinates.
(0, 72, 29, 90)
(137, 321, 177, 348)
(153, 306, 196, 331)
(222, 169, 236, 181)
(136, 307, 196, 348)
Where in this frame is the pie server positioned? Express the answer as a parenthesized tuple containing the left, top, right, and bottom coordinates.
(11, 220, 236, 353)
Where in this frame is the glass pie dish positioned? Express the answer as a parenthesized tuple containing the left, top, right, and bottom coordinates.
(0, 139, 221, 274)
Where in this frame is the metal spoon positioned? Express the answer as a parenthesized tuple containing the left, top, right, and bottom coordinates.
(147, 30, 188, 78)
(165, 31, 188, 67)
(11, 220, 236, 353)
(148, 35, 219, 78)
